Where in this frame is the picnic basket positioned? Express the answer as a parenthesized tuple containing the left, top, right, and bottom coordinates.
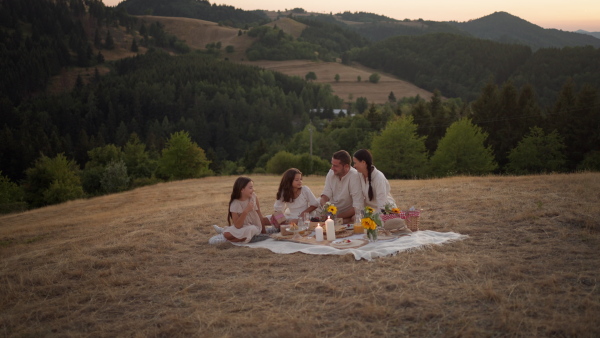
(403, 210, 421, 232)
(380, 210, 421, 232)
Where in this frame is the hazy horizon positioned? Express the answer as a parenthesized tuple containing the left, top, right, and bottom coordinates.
(101, 0, 600, 32)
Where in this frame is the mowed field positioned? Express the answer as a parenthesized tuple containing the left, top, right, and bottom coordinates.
(1, 173, 599, 336)
(144, 16, 433, 103)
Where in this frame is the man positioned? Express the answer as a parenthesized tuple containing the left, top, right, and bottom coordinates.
(320, 150, 363, 223)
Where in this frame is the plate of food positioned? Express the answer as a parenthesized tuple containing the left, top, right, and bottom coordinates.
(330, 238, 364, 248)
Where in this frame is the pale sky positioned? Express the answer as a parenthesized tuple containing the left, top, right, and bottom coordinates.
(102, 0, 600, 32)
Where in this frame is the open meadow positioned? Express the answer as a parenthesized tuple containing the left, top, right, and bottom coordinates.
(1, 173, 599, 336)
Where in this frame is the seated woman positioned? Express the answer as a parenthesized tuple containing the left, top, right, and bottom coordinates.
(352, 149, 398, 212)
(273, 168, 319, 226)
(223, 176, 271, 243)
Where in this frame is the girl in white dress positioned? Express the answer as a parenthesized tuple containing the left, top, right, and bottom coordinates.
(223, 177, 270, 243)
(274, 168, 319, 224)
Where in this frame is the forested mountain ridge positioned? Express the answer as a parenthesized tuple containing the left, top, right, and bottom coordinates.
(350, 32, 600, 105)
(449, 11, 600, 50)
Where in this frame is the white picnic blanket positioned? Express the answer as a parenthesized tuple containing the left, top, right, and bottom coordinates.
(234, 230, 468, 261)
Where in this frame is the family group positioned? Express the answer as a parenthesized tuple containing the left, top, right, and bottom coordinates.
(210, 149, 399, 244)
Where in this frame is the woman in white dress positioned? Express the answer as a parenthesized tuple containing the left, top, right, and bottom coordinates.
(352, 149, 397, 212)
(223, 177, 270, 243)
(273, 168, 319, 224)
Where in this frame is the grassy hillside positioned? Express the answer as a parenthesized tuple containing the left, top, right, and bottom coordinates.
(1, 173, 599, 336)
(139, 15, 433, 103)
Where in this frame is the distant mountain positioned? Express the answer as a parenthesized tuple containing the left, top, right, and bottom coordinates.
(450, 12, 600, 50)
(576, 30, 600, 39)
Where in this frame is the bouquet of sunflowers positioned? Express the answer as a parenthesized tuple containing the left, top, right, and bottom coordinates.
(362, 206, 382, 241)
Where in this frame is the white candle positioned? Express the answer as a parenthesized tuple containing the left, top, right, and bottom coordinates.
(325, 216, 336, 241)
(315, 223, 324, 242)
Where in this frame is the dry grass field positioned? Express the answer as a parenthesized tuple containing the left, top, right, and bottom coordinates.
(243, 60, 434, 104)
(1, 173, 599, 337)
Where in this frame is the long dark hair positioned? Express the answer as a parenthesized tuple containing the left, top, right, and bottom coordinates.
(353, 149, 374, 201)
(227, 176, 252, 225)
(276, 168, 301, 203)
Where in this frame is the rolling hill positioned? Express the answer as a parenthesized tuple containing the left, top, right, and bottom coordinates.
(140, 15, 433, 103)
(450, 11, 600, 50)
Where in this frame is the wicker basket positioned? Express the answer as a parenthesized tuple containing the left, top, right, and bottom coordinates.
(404, 211, 421, 232)
(380, 210, 421, 231)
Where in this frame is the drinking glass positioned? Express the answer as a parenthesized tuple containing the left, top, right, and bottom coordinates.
(353, 208, 364, 234)
(303, 213, 311, 231)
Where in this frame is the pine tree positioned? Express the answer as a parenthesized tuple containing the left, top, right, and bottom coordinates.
(104, 30, 115, 50)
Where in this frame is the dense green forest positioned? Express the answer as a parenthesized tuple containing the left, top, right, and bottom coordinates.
(351, 33, 533, 101)
(350, 33, 600, 105)
(0, 0, 599, 213)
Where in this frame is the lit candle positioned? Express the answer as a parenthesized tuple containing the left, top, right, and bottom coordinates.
(315, 223, 324, 242)
(325, 216, 336, 241)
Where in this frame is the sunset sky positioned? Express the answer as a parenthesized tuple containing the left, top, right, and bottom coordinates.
(101, 0, 600, 32)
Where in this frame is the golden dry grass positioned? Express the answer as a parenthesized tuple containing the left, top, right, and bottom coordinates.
(1, 173, 600, 336)
(241, 60, 433, 104)
(264, 18, 308, 39)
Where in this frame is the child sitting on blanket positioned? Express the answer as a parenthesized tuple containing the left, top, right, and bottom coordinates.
(274, 168, 319, 226)
(222, 177, 271, 243)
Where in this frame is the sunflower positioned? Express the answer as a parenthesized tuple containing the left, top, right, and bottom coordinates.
(327, 204, 337, 215)
(391, 207, 400, 214)
(361, 217, 377, 230)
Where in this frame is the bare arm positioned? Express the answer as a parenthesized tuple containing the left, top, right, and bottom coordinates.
(231, 199, 254, 229)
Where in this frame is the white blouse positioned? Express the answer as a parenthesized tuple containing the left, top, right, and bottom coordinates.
(359, 166, 397, 211)
(273, 185, 319, 219)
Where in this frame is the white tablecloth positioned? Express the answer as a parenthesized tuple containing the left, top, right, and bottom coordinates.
(234, 230, 468, 261)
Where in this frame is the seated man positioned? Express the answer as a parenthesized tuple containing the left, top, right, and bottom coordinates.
(320, 150, 363, 223)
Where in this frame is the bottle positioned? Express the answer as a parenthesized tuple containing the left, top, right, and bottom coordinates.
(315, 223, 324, 242)
(325, 216, 336, 241)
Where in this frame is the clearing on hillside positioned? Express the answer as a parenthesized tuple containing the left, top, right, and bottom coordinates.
(143, 15, 433, 103)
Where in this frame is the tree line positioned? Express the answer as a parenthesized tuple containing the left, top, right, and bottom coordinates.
(350, 33, 600, 105)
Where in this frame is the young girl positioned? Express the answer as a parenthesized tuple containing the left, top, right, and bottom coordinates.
(223, 177, 270, 243)
(274, 168, 319, 224)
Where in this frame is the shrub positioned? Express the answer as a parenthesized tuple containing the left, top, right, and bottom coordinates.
(369, 72, 380, 83)
(371, 116, 429, 178)
(506, 127, 567, 174)
(101, 160, 130, 193)
(23, 154, 84, 208)
(0, 171, 25, 214)
(266, 151, 297, 174)
(577, 151, 600, 172)
(157, 131, 213, 180)
(430, 118, 497, 176)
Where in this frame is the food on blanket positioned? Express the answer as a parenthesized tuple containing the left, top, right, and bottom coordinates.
(341, 239, 351, 244)
(289, 222, 298, 230)
(310, 217, 320, 222)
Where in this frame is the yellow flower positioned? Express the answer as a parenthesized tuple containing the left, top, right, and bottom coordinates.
(361, 217, 377, 230)
(391, 208, 400, 214)
(365, 206, 374, 214)
(327, 205, 337, 215)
